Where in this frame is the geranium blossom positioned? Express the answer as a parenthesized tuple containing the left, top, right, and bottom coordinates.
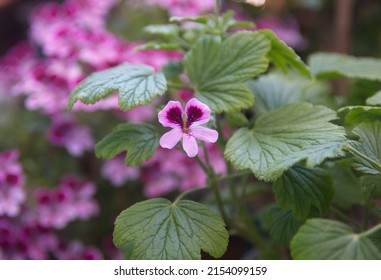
(158, 98, 218, 157)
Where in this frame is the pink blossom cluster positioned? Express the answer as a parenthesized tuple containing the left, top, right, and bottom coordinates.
(0, 0, 182, 157)
(0, 214, 103, 259)
(34, 176, 99, 229)
(0, 150, 25, 217)
(0, 150, 103, 259)
(0, 0, 182, 114)
(47, 114, 94, 157)
(145, 0, 215, 17)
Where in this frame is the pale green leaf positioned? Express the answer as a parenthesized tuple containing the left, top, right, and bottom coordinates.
(247, 72, 330, 115)
(144, 24, 180, 38)
(95, 123, 159, 166)
(348, 121, 381, 175)
(338, 106, 381, 125)
(273, 165, 333, 219)
(68, 63, 167, 111)
(113, 198, 229, 260)
(185, 31, 270, 112)
(170, 15, 209, 24)
(366, 91, 381, 106)
(309, 53, 381, 81)
(291, 219, 381, 259)
(225, 102, 346, 182)
(258, 29, 312, 78)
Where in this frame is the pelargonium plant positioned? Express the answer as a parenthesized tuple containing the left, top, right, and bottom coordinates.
(1, 0, 381, 260)
(64, 0, 381, 260)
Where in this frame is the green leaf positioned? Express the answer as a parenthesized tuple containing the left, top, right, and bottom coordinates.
(259, 30, 312, 78)
(309, 52, 381, 81)
(247, 72, 330, 115)
(338, 106, 381, 125)
(135, 42, 181, 51)
(360, 175, 381, 196)
(259, 205, 303, 246)
(225, 102, 346, 182)
(291, 219, 381, 259)
(95, 123, 159, 166)
(143, 24, 180, 38)
(366, 91, 381, 106)
(273, 165, 333, 219)
(68, 63, 167, 111)
(162, 61, 184, 79)
(185, 31, 270, 112)
(347, 121, 381, 175)
(328, 160, 364, 208)
(113, 198, 229, 260)
(224, 112, 249, 127)
(170, 15, 209, 24)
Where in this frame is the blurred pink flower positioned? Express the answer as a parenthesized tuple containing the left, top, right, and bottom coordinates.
(48, 115, 94, 157)
(0, 150, 25, 217)
(158, 98, 218, 157)
(34, 176, 98, 229)
(256, 16, 306, 50)
(145, 0, 215, 17)
(101, 153, 140, 187)
(55, 240, 103, 260)
(0, 212, 59, 260)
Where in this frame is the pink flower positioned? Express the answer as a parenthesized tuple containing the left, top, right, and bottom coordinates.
(0, 150, 25, 217)
(101, 153, 140, 187)
(145, 0, 215, 17)
(158, 98, 218, 157)
(48, 115, 94, 157)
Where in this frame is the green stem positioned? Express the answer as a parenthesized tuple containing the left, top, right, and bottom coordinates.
(361, 223, 381, 237)
(202, 143, 211, 169)
(210, 172, 229, 222)
(194, 155, 209, 174)
(344, 144, 381, 173)
(174, 186, 211, 204)
(195, 154, 228, 221)
(215, 0, 220, 18)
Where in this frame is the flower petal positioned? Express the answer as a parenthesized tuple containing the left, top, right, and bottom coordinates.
(191, 126, 219, 143)
(158, 101, 184, 129)
(182, 134, 198, 157)
(185, 98, 211, 126)
(159, 129, 183, 149)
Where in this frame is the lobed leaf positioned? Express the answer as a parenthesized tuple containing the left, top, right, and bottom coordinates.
(247, 72, 330, 115)
(259, 205, 303, 246)
(348, 121, 381, 175)
(68, 63, 167, 111)
(113, 198, 229, 260)
(184, 31, 270, 112)
(309, 52, 381, 81)
(258, 30, 312, 78)
(95, 123, 159, 166)
(225, 102, 346, 182)
(291, 219, 381, 259)
(338, 106, 381, 126)
(273, 165, 333, 220)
